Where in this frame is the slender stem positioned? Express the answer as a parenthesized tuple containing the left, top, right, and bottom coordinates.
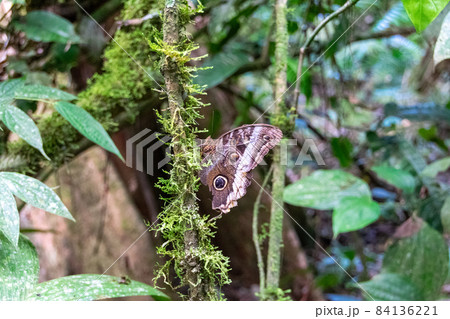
(294, 0, 359, 112)
(266, 0, 288, 299)
(252, 167, 273, 300)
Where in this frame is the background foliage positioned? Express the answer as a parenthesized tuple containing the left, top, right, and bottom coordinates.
(0, 0, 449, 301)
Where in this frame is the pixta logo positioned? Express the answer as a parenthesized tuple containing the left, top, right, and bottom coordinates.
(126, 129, 171, 176)
(126, 129, 326, 176)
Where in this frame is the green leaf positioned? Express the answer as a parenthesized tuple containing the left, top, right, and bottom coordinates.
(287, 58, 312, 100)
(13, 10, 81, 43)
(372, 166, 416, 194)
(441, 196, 450, 234)
(0, 172, 74, 221)
(194, 49, 251, 89)
(434, 10, 450, 67)
(418, 126, 448, 151)
(1, 104, 50, 160)
(283, 170, 371, 210)
(0, 181, 19, 247)
(421, 157, 450, 178)
(382, 218, 449, 300)
(54, 102, 123, 160)
(332, 196, 381, 237)
(15, 84, 77, 102)
(0, 78, 25, 106)
(358, 273, 424, 301)
(0, 234, 39, 301)
(401, 0, 450, 32)
(6, 0, 26, 4)
(331, 137, 353, 167)
(29, 275, 169, 301)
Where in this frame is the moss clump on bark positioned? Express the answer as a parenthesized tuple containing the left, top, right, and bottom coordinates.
(7, 0, 160, 172)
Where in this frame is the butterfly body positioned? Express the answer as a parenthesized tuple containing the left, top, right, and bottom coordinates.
(199, 124, 282, 213)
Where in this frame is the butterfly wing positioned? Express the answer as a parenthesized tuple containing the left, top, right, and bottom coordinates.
(199, 124, 282, 213)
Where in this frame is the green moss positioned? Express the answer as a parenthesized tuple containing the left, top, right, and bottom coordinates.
(7, 0, 161, 172)
(149, 0, 230, 300)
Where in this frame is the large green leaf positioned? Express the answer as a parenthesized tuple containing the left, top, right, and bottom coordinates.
(421, 157, 450, 178)
(372, 166, 416, 194)
(194, 49, 251, 89)
(359, 273, 424, 301)
(0, 181, 20, 247)
(332, 196, 381, 237)
(15, 84, 77, 102)
(283, 170, 371, 210)
(14, 10, 81, 43)
(382, 218, 449, 300)
(29, 275, 169, 301)
(0, 234, 39, 301)
(1, 104, 50, 160)
(402, 0, 450, 32)
(0, 78, 25, 106)
(0, 172, 74, 221)
(434, 10, 450, 67)
(54, 102, 123, 160)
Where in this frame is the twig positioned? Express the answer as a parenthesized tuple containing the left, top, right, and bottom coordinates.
(252, 166, 273, 300)
(293, 0, 360, 112)
(114, 11, 160, 31)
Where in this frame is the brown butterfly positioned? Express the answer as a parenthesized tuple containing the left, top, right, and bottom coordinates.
(199, 124, 283, 213)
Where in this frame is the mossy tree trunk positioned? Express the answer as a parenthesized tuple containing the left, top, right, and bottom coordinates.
(265, 0, 290, 300)
(152, 0, 230, 300)
(161, 0, 203, 300)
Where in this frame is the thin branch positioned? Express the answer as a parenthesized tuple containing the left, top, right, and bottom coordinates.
(293, 0, 360, 112)
(113, 11, 160, 33)
(252, 166, 273, 300)
(352, 27, 416, 42)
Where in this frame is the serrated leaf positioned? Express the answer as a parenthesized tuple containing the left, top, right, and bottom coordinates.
(402, 0, 450, 33)
(1, 104, 49, 160)
(54, 102, 123, 160)
(382, 218, 449, 300)
(358, 273, 424, 301)
(434, 10, 450, 67)
(332, 196, 380, 237)
(0, 172, 74, 221)
(0, 234, 39, 301)
(29, 275, 169, 301)
(0, 78, 25, 106)
(372, 166, 416, 194)
(15, 84, 76, 102)
(283, 170, 371, 210)
(0, 181, 19, 247)
(13, 10, 81, 43)
(421, 157, 450, 178)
